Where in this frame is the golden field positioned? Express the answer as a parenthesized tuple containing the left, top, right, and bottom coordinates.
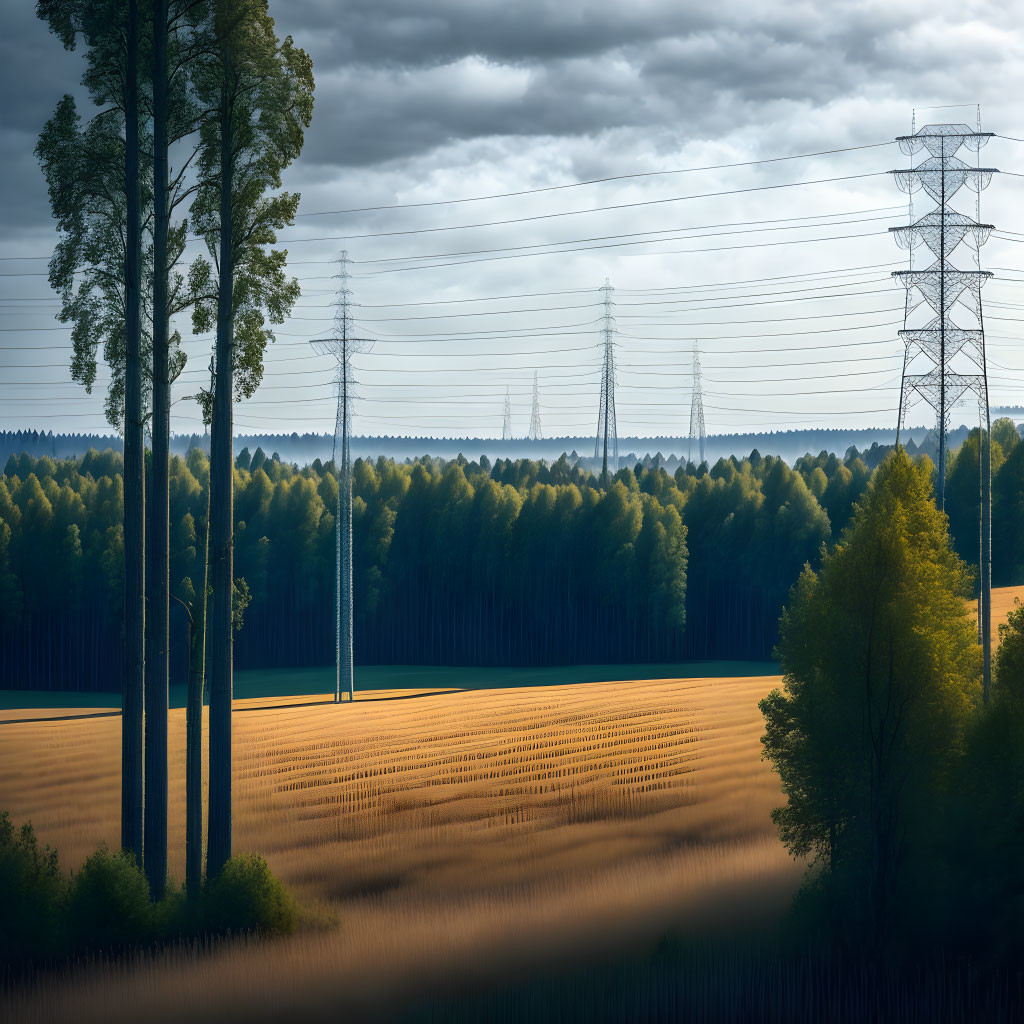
(985, 585, 1023, 649)
(0, 673, 799, 1023)
(3, 587, 1022, 1021)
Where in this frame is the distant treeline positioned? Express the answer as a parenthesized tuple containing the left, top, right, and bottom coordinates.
(0, 430, 125, 463)
(2, 423, 1022, 691)
(0, 424, 947, 469)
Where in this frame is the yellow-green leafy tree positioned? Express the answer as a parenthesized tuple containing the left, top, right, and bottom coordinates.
(761, 448, 980, 940)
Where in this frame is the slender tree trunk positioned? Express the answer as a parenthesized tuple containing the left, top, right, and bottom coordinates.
(187, 456, 210, 897)
(207, 76, 234, 878)
(121, 0, 145, 868)
(146, 0, 170, 899)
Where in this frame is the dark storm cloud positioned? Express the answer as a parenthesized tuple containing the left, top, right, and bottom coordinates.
(282, 0, 723, 168)
(282, 0, 999, 171)
(283, 0, 719, 68)
(301, 58, 653, 168)
(1, 1, 1018, 239)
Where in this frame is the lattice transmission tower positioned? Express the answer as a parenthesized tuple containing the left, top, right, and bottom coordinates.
(311, 252, 374, 703)
(891, 113, 997, 699)
(502, 387, 513, 440)
(594, 279, 618, 482)
(689, 342, 706, 466)
(529, 371, 543, 441)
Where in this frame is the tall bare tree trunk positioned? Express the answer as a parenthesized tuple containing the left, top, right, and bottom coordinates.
(122, 0, 145, 868)
(146, 0, 170, 899)
(187, 473, 210, 897)
(207, 77, 234, 878)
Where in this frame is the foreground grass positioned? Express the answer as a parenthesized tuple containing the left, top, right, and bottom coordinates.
(407, 936, 1024, 1023)
(1, 674, 800, 1022)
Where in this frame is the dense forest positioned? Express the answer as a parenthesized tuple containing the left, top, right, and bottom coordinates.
(1, 422, 1021, 691)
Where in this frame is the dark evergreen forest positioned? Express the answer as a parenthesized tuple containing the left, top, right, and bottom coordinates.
(2, 422, 1021, 692)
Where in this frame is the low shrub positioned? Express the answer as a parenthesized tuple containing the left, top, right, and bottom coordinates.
(0, 811, 65, 966)
(0, 813, 298, 975)
(203, 853, 297, 936)
(65, 848, 154, 952)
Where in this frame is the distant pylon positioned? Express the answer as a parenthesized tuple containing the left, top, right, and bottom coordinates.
(311, 252, 374, 704)
(891, 112, 996, 700)
(594, 279, 618, 482)
(528, 371, 543, 441)
(688, 342, 706, 466)
(502, 387, 513, 440)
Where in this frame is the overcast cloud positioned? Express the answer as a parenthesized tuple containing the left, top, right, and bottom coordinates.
(2, 0, 1023, 440)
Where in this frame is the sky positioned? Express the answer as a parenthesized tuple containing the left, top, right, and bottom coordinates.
(2, 0, 1024, 441)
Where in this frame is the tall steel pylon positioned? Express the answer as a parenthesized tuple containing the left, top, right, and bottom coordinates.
(891, 113, 997, 699)
(688, 342, 707, 466)
(594, 279, 618, 482)
(502, 387, 513, 440)
(529, 371, 543, 441)
(311, 252, 374, 703)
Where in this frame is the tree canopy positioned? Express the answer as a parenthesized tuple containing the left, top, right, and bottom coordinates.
(188, 0, 313, 406)
(0, 445, 886, 688)
(761, 449, 980, 940)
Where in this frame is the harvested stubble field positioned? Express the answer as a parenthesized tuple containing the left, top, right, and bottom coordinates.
(986, 585, 1023, 649)
(1, 674, 801, 1022)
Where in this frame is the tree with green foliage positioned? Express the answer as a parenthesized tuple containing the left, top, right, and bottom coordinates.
(0, 447, 856, 681)
(189, 0, 313, 876)
(795, 450, 870, 538)
(944, 425, 1008, 571)
(0, 518, 21, 622)
(38, 0, 212, 900)
(682, 455, 830, 657)
(953, 599, 1024, 952)
(0, 811, 64, 965)
(943, 419, 1020, 700)
(145, 0, 211, 902)
(761, 449, 979, 941)
(991, 424, 1024, 585)
(1, 810, 296, 972)
(14, 440, 1020, 694)
(36, 0, 147, 869)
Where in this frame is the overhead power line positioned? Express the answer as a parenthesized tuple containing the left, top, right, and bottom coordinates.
(290, 140, 894, 218)
(273, 173, 889, 247)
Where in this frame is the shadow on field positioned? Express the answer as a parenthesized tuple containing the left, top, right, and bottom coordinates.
(234, 689, 466, 712)
(233, 698, 337, 714)
(359, 688, 467, 702)
(1, 687, 468, 722)
(0, 709, 121, 726)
